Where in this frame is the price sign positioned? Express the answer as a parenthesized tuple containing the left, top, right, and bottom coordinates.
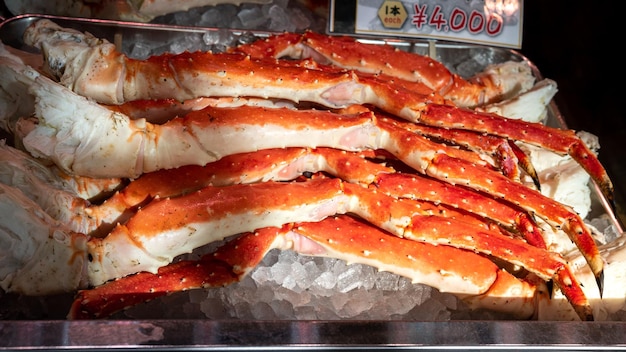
(328, 0, 524, 49)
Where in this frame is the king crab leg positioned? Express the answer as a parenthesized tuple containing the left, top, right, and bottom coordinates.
(81, 176, 592, 319)
(1, 20, 614, 319)
(0, 136, 530, 247)
(393, 117, 539, 187)
(0, 58, 604, 295)
(417, 104, 614, 209)
(373, 110, 537, 187)
(3, 135, 549, 253)
(111, 97, 536, 185)
(230, 31, 536, 108)
(19, 19, 614, 210)
(84, 147, 392, 236)
(374, 172, 548, 250)
(68, 215, 539, 320)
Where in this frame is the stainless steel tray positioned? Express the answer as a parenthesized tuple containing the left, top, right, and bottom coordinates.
(1, 14, 625, 350)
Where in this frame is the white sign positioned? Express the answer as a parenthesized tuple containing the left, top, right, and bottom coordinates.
(352, 0, 524, 48)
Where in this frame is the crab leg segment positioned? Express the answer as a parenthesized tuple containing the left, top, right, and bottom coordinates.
(84, 176, 592, 320)
(18, 20, 613, 208)
(399, 120, 539, 187)
(21, 19, 446, 109)
(231, 31, 536, 107)
(69, 215, 538, 320)
(4, 69, 603, 290)
(85, 147, 391, 236)
(86, 177, 350, 286)
(70, 227, 280, 319)
(418, 104, 614, 208)
(374, 172, 547, 250)
(428, 153, 604, 292)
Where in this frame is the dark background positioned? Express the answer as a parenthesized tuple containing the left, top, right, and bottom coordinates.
(521, 1, 626, 225)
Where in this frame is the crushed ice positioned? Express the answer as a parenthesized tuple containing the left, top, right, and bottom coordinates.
(119, 248, 476, 320)
(122, 0, 326, 58)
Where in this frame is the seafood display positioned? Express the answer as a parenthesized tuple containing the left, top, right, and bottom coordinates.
(0, 18, 624, 322)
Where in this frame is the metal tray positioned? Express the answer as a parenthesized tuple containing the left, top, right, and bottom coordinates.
(1, 14, 625, 350)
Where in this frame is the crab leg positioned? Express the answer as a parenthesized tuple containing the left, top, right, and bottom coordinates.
(374, 172, 548, 250)
(417, 104, 614, 208)
(112, 97, 535, 185)
(397, 119, 539, 187)
(340, 181, 593, 321)
(69, 215, 538, 320)
(230, 31, 536, 107)
(1, 62, 603, 291)
(84, 176, 592, 320)
(19, 20, 612, 207)
(0, 138, 510, 242)
(20, 20, 446, 111)
(2, 61, 487, 178)
(85, 147, 391, 236)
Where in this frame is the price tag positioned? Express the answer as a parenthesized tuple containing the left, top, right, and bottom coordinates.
(329, 0, 524, 49)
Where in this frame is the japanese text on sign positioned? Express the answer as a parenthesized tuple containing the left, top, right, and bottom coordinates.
(354, 0, 523, 49)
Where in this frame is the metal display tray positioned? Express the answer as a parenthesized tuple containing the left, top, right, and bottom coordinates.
(0, 14, 625, 351)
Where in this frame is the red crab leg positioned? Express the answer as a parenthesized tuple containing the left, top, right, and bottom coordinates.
(86, 144, 542, 245)
(231, 31, 535, 107)
(417, 104, 615, 209)
(86, 177, 350, 286)
(400, 119, 540, 188)
(80, 104, 603, 291)
(113, 96, 535, 185)
(341, 182, 593, 320)
(70, 215, 538, 320)
(85, 177, 592, 320)
(337, 104, 535, 186)
(427, 153, 604, 293)
(21, 21, 611, 204)
(83, 147, 392, 236)
(22, 20, 448, 109)
(69, 226, 279, 319)
(172, 106, 491, 171)
(374, 172, 548, 250)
